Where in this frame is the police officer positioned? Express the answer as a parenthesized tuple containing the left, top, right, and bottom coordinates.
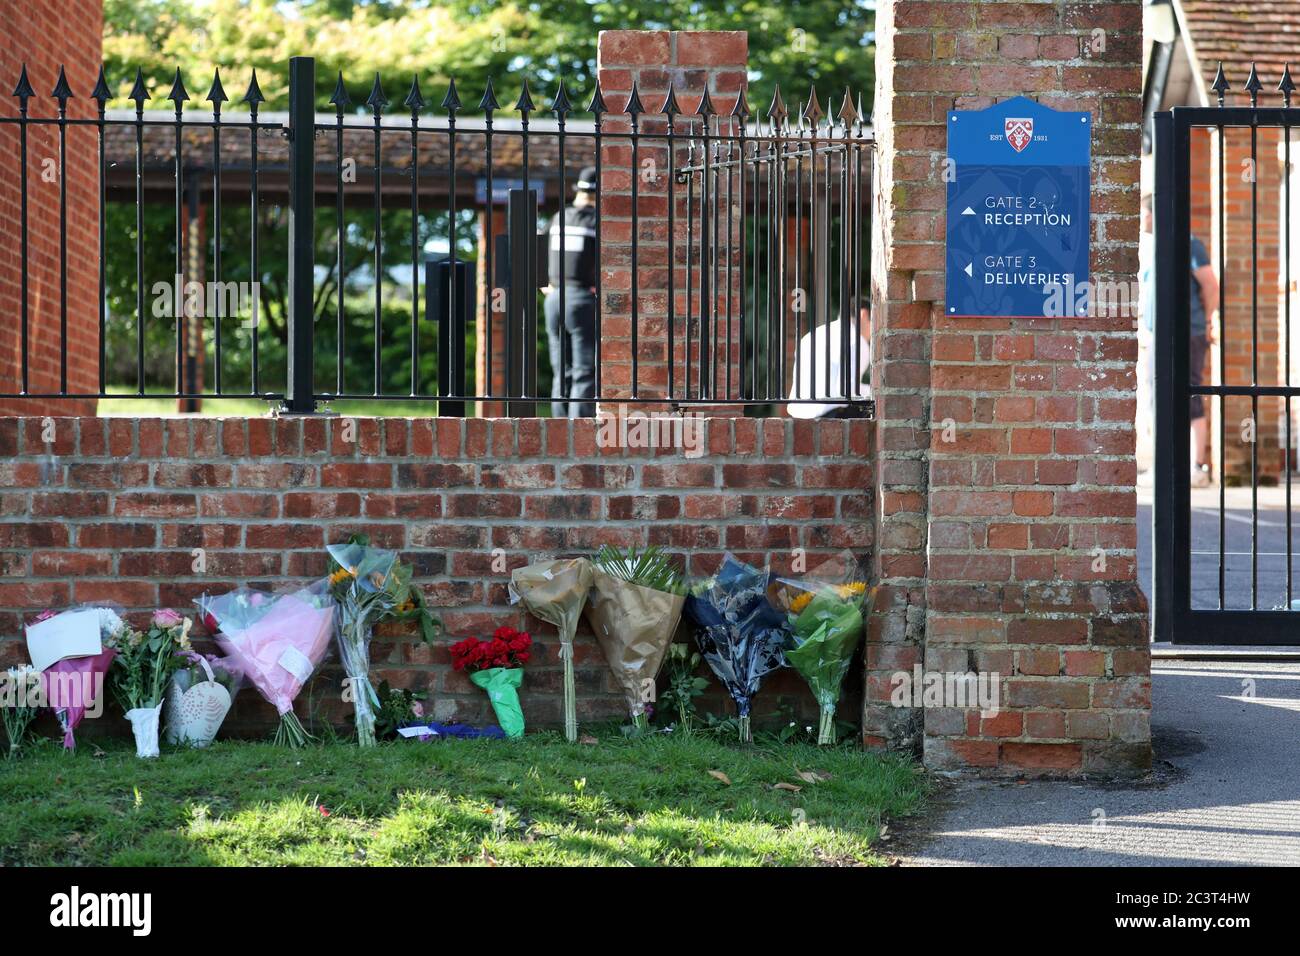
(543, 166, 598, 417)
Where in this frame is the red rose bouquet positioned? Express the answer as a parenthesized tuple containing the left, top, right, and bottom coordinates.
(450, 626, 531, 738)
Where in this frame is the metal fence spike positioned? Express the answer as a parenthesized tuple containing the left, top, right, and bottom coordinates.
(244, 68, 267, 107)
(206, 68, 228, 109)
(696, 87, 716, 116)
(730, 86, 750, 118)
(128, 66, 149, 107)
(514, 78, 535, 115)
(328, 71, 350, 110)
(52, 65, 73, 104)
(802, 85, 823, 124)
(440, 77, 460, 113)
(1211, 61, 1230, 106)
(91, 65, 111, 106)
(661, 83, 682, 117)
(406, 75, 427, 112)
(837, 86, 858, 127)
(586, 82, 606, 117)
(479, 77, 499, 113)
(166, 67, 189, 106)
(552, 79, 572, 117)
(1245, 62, 1263, 105)
(624, 80, 645, 118)
(366, 72, 389, 111)
(767, 83, 787, 121)
(1281, 63, 1296, 106)
(12, 63, 35, 103)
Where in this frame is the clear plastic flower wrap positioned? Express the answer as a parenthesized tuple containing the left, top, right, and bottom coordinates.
(779, 551, 871, 744)
(684, 554, 794, 743)
(197, 581, 335, 747)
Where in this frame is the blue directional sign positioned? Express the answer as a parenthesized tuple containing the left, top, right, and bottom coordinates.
(946, 96, 1091, 319)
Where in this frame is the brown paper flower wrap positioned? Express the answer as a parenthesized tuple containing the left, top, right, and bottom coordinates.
(584, 568, 686, 731)
(509, 558, 593, 742)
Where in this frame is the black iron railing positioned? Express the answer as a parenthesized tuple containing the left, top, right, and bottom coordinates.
(0, 55, 874, 416)
(1154, 62, 1299, 642)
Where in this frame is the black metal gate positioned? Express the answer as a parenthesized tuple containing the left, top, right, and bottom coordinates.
(1153, 71, 1299, 645)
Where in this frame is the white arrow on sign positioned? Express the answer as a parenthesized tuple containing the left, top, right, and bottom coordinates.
(964, 263, 973, 277)
(961, 206, 976, 216)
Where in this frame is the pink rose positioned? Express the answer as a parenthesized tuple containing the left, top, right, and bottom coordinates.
(152, 608, 184, 628)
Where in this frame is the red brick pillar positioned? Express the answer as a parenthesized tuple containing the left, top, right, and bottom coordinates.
(0, 0, 103, 416)
(871, 0, 1151, 774)
(476, 207, 508, 417)
(595, 30, 747, 409)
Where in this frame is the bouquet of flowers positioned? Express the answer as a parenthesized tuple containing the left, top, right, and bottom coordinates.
(26, 606, 122, 750)
(785, 582, 871, 745)
(164, 652, 243, 748)
(106, 609, 195, 758)
(327, 536, 441, 747)
(586, 545, 687, 733)
(449, 626, 532, 738)
(684, 554, 794, 744)
(374, 679, 426, 740)
(198, 581, 336, 748)
(510, 558, 593, 742)
(1, 665, 41, 759)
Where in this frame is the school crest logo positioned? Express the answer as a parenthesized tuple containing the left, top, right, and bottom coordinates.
(1005, 117, 1033, 153)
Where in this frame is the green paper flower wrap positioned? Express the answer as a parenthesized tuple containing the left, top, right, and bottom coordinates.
(786, 590, 865, 745)
(469, 667, 525, 739)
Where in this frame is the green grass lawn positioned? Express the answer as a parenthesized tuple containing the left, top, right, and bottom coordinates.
(0, 732, 925, 867)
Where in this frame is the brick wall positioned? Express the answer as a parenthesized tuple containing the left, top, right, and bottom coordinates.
(0, 415, 871, 736)
(872, 0, 1150, 774)
(596, 31, 748, 408)
(0, 0, 102, 416)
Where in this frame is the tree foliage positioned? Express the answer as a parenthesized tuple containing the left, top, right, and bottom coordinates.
(102, 0, 876, 116)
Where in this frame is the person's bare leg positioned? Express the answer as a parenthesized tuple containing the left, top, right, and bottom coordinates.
(1191, 415, 1209, 484)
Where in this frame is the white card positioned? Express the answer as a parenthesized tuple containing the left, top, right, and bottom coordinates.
(276, 646, 314, 684)
(25, 609, 103, 672)
(398, 725, 439, 738)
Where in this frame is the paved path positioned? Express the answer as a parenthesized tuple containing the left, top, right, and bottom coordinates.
(1138, 484, 1300, 612)
(899, 660, 1300, 866)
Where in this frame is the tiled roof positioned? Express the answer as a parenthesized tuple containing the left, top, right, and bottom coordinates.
(1180, 0, 1300, 103)
(101, 111, 598, 200)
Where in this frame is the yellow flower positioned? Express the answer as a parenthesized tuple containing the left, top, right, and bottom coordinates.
(836, 582, 868, 599)
(329, 567, 353, 585)
(790, 591, 815, 614)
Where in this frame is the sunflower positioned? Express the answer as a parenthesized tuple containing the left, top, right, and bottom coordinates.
(790, 591, 815, 614)
(329, 567, 354, 586)
(836, 582, 868, 599)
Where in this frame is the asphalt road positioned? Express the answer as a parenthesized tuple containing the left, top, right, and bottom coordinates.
(1138, 485, 1300, 612)
(899, 660, 1300, 865)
